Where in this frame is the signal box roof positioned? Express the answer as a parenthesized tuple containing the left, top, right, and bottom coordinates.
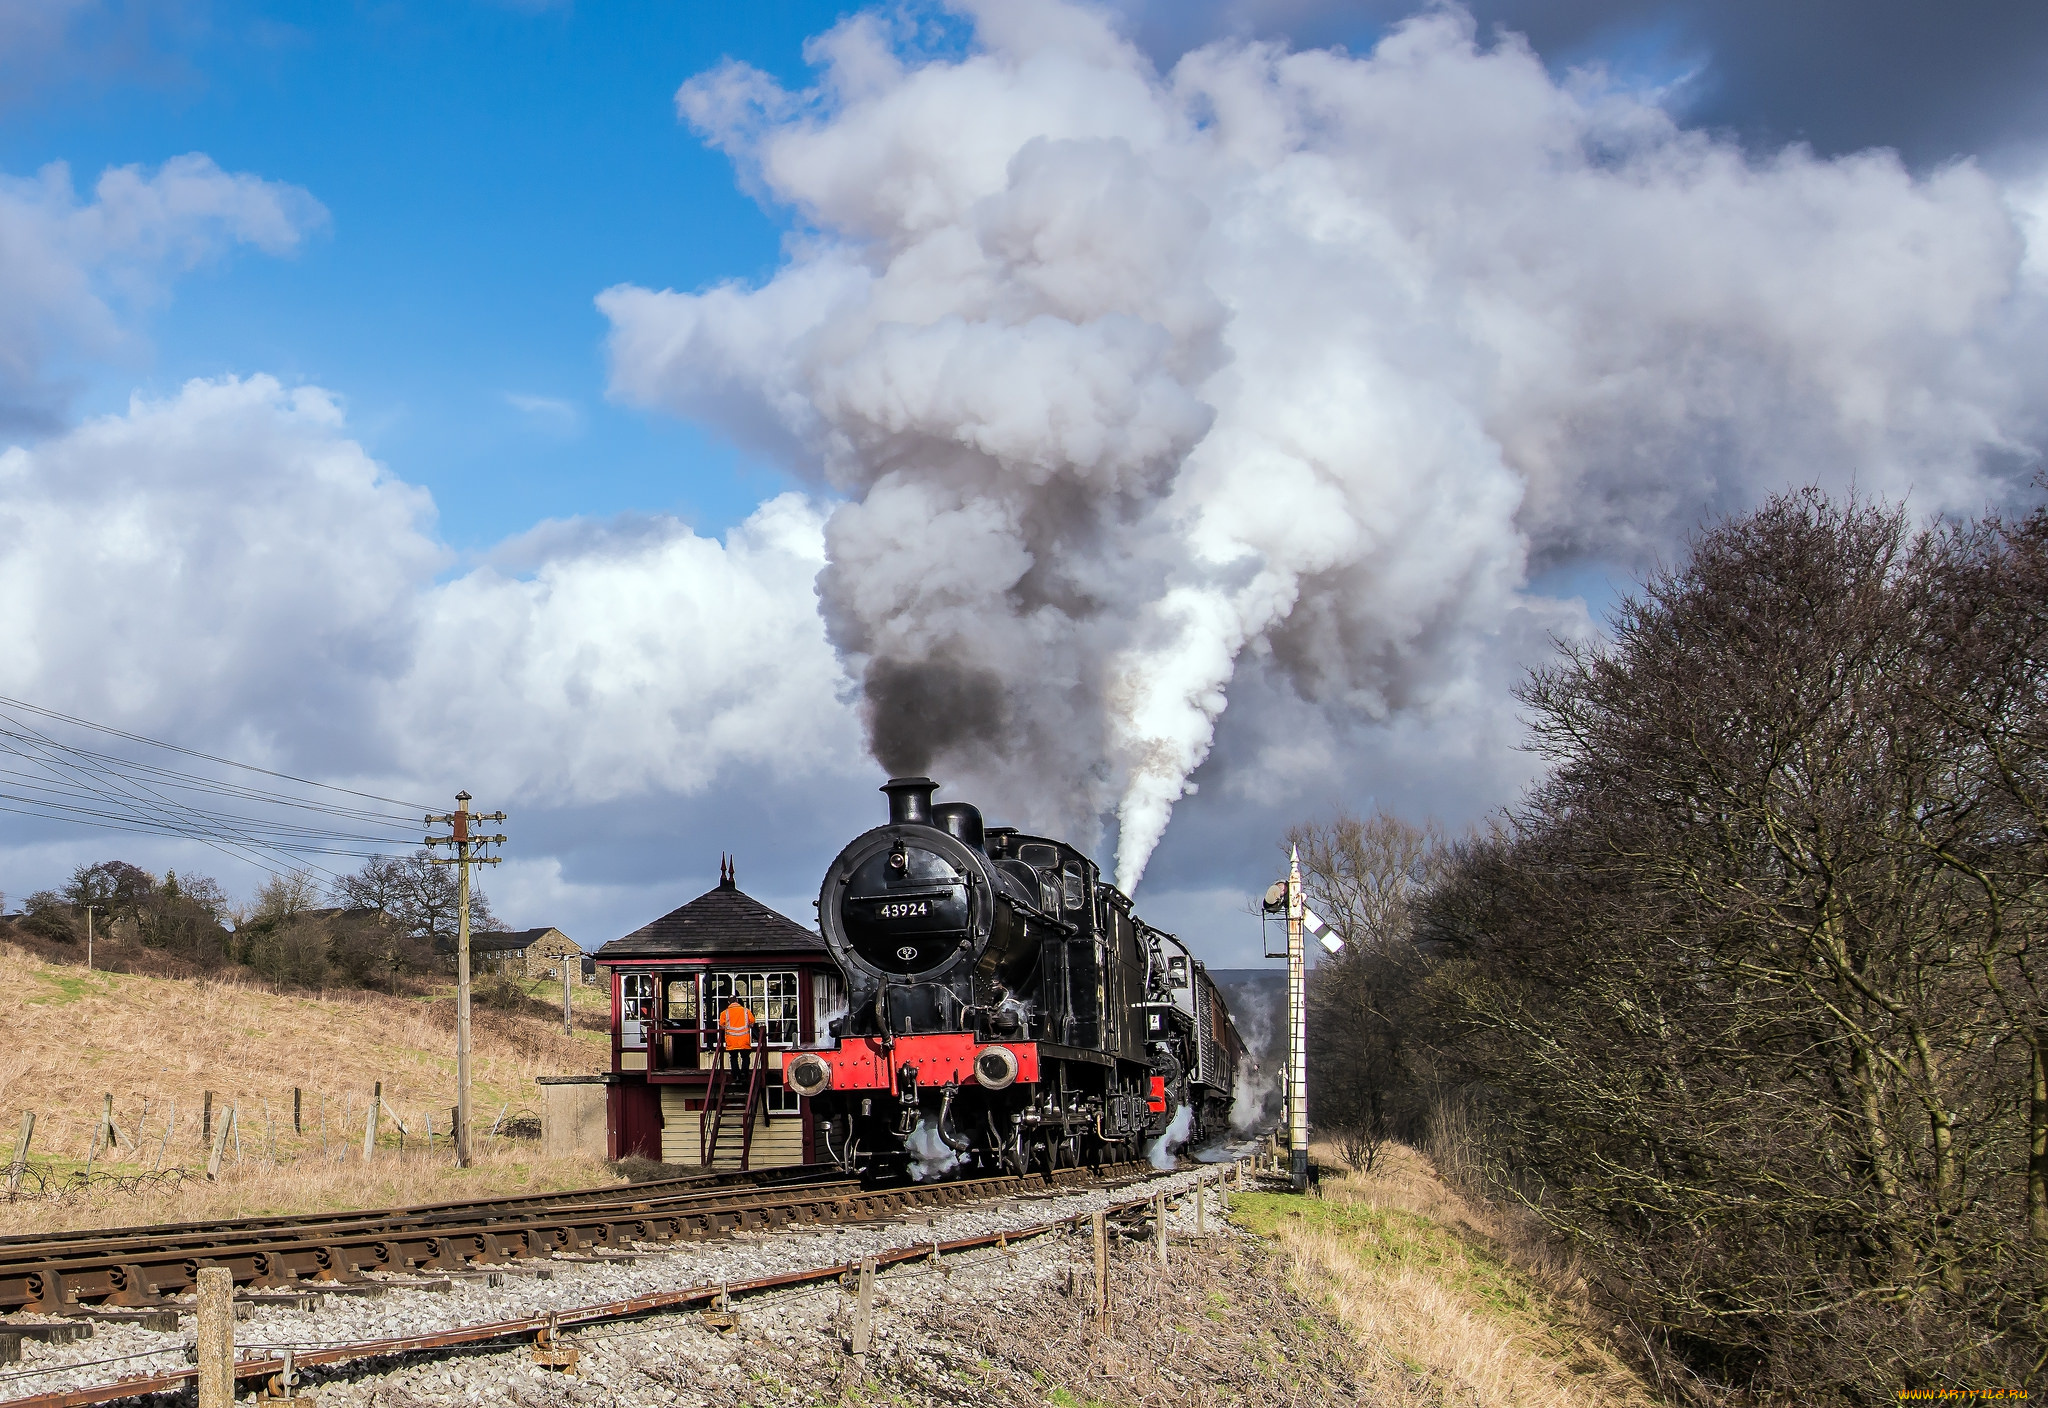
(593, 869, 825, 962)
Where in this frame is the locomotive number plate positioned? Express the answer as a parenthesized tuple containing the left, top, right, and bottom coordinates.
(878, 900, 929, 919)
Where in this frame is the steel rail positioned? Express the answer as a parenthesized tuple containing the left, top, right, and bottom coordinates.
(0, 1180, 1173, 1408)
(0, 1161, 837, 1253)
(0, 1165, 847, 1271)
(0, 1163, 1152, 1314)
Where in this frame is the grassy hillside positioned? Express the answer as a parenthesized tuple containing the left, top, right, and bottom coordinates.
(1234, 1144, 1663, 1408)
(0, 938, 617, 1230)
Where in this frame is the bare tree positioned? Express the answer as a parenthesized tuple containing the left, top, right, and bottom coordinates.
(1408, 491, 2043, 1396)
(330, 849, 498, 953)
(1289, 812, 1456, 953)
(1294, 811, 1459, 1146)
(250, 870, 320, 926)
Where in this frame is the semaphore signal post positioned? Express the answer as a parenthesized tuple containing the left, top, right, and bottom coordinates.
(426, 790, 505, 1169)
(1264, 844, 1345, 1193)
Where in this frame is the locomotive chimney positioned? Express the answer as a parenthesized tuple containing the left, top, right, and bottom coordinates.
(881, 776, 938, 826)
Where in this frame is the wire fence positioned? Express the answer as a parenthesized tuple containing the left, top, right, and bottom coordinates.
(1, 1163, 197, 1203)
(0, 1088, 548, 1208)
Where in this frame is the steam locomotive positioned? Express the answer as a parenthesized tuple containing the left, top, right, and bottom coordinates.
(783, 777, 1247, 1178)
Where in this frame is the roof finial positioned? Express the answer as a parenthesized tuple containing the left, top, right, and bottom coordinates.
(719, 853, 735, 888)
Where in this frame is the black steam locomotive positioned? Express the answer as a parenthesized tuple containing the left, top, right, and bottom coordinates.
(783, 777, 1247, 1178)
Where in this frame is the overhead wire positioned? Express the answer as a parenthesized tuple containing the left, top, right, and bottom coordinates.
(0, 694, 440, 882)
(0, 718, 424, 830)
(0, 693, 431, 811)
(0, 712, 377, 857)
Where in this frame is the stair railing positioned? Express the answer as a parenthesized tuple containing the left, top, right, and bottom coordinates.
(737, 1021, 770, 1168)
(700, 1042, 731, 1165)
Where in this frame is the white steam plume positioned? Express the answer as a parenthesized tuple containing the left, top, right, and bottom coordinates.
(603, 1, 2044, 890)
(1146, 1102, 1194, 1170)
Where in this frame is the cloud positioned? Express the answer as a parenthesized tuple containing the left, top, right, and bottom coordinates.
(1109, 0, 2048, 166)
(503, 391, 581, 432)
(0, 374, 868, 925)
(0, 153, 326, 432)
(602, 0, 2046, 893)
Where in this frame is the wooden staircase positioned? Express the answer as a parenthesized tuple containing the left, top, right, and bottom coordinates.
(701, 1026, 771, 1170)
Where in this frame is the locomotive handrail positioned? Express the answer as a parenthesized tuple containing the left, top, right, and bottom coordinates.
(851, 883, 961, 900)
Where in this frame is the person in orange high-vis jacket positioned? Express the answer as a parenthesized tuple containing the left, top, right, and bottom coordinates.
(719, 998, 754, 1077)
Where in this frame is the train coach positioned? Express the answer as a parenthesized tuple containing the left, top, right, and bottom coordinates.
(782, 777, 1247, 1179)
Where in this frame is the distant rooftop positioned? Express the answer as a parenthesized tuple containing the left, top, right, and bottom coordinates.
(433, 925, 573, 955)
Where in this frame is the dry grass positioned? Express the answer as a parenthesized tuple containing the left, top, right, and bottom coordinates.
(1232, 1141, 1665, 1408)
(0, 939, 608, 1191)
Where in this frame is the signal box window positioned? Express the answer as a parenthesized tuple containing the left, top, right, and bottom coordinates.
(666, 976, 697, 1020)
(703, 971, 801, 1047)
(620, 973, 654, 1048)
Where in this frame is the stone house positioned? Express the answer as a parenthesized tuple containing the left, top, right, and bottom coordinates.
(465, 927, 582, 979)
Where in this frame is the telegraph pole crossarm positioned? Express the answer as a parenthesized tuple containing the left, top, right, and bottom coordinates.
(424, 791, 507, 1170)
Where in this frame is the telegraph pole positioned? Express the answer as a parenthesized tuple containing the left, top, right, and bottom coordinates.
(83, 904, 100, 972)
(425, 791, 505, 1168)
(1285, 846, 1308, 1191)
(562, 957, 574, 1036)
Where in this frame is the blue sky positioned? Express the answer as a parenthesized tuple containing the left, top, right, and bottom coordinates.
(1, 3, 877, 547)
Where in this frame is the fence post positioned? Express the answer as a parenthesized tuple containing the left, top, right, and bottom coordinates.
(205, 1107, 232, 1181)
(293, 1088, 302, 1136)
(202, 1090, 213, 1140)
(1153, 1192, 1168, 1266)
(849, 1256, 875, 1355)
(361, 1090, 378, 1162)
(6, 1113, 33, 1193)
(195, 1266, 234, 1408)
(1092, 1210, 1109, 1333)
(1196, 1172, 1206, 1236)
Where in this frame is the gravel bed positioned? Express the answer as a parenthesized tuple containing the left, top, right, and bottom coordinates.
(0, 1166, 1238, 1404)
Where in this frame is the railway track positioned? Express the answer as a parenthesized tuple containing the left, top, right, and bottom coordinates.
(0, 1172, 1205, 1408)
(0, 1160, 1155, 1315)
